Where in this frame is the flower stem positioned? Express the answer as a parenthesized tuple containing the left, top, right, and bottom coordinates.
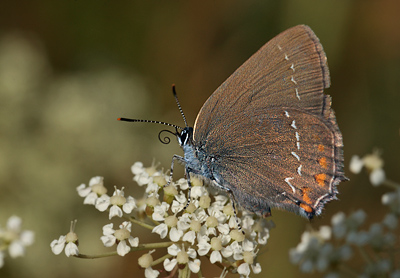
(128, 216, 155, 230)
(382, 179, 400, 189)
(151, 253, 172, 267)
(74, 251, 118, 259)
(74, 242, 174, 259)
(131, 241, 174, 252)
(178, 264, 191, 278)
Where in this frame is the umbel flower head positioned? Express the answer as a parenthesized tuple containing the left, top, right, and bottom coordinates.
(0, 215, 35, 268)
(290, 150, 400, 278)
(131, 162, 273, 277)
(51, 161, 274, 278)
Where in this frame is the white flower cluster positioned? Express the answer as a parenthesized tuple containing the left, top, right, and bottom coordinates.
(50, 161, 273, 278)
(51, 177, 140, 258)
(290, 151, 400, 278)
(132, 162, 272, 278)
(0, 216, 34, 268)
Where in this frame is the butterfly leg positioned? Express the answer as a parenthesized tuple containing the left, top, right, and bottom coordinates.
(166, 155, 193, 212)
(225, 189, 244, 234)
(183, 167, 194, 211)
(166, 154, 185, 187)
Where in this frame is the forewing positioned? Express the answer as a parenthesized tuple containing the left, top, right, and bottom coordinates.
(194, 25, 330, 142)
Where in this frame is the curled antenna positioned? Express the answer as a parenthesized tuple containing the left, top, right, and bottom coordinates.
(118, 118, 183, 144)
(172, 84, 188, 127)
(118, 84, 188, 144)
(158, 129, 178, 144)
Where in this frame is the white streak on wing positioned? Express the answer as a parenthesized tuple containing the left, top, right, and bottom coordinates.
(284, 177, 296, 193)
(291, 151, 300, 161)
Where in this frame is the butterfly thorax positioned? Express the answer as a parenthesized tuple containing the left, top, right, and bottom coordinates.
(178, 127, 215, 182)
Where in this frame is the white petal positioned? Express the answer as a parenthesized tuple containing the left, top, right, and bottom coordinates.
(145, 182, 159, 193)
(50, 236, 66, 255)
(174, 193, 187, 205)
(7, 216, 22, 231)
(197, 241, 211, 256)
(349, 155, 364, 174)
(131, 162, 144, 175)
(101, 235, 116, 247)
(221, 246, 233, 258)
(319, 226, 332, 240)
(102, 223, 115, 235)
(210, 250, 222, 264)
(144, 267, 160, 278)
(89, 176, 103, 186)
(251, 263, 262, 274)
(191, 186, 205, 198)
(167, 244, 180, 256)
(135, 175, 152, 186)
(217, 224, 230, 235)
(169, 227, 183, 242)
(129, 236, 139, 247)
(117, 240, 130, 256)
(177, 219, 190, 232)
(370, 168, 386, 186)
(77, 184, 91, 197)
(20, 230, 34, 246)
(123, 196, 136, 213)
(187, 248, 197, 259)
(241, 216, 254, 230)
(65, 242, 79, 257)
(176, 178, 189, 190)
(242, 239, 254, 252)
(83, 192, 98, 205)
(163, 258, 177, 272)
(183, 231, 196, 245)
(237, 263, 250, 276)
(120, 221, 132, 232)
(95, 195, 110, 211)
(152, 224, 168, 239)
(109, 205, 123, 219)
(171, 200, 184, 213)
(9, 241, 25, 258)
(188, 258, 201, 273)
(207, 227, 217, 236)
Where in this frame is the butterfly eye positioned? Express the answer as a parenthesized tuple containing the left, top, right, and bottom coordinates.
(178, 127, 193, 146)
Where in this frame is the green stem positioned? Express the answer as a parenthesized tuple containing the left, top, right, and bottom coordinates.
(382, 179, 400, 189)
(179, 264, 191, 278)
(74, 251, 118, 259)
(128, 216, 156, 230)
(130, 241, 174, 252)
(74, 241, 174, 259)
(152, 253, 173, 267)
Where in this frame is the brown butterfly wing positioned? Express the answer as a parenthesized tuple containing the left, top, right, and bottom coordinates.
(193, 25, 345, 218)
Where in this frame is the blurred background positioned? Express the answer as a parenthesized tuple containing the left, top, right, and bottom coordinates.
(0, 0, 399, 277)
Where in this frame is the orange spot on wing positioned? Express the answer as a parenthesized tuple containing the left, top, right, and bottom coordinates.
(314, 173, 327, 186)
(302, 187, 312, 204)
(318, 144, 325, 152)
(300, 203, 313, 213)
(319, 157, 328, 169)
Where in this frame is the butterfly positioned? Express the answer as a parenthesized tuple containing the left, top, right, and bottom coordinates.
(119, 25, 347, 219)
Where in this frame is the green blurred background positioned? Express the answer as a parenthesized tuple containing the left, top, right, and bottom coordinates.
(0, 1, 399, 277)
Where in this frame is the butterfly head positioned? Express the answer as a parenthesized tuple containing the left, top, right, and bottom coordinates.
(177, 127, 193, 147)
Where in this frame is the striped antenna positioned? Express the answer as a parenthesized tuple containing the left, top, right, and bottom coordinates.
(172, 84, 188, 127)
(117, 118, 183, 131)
